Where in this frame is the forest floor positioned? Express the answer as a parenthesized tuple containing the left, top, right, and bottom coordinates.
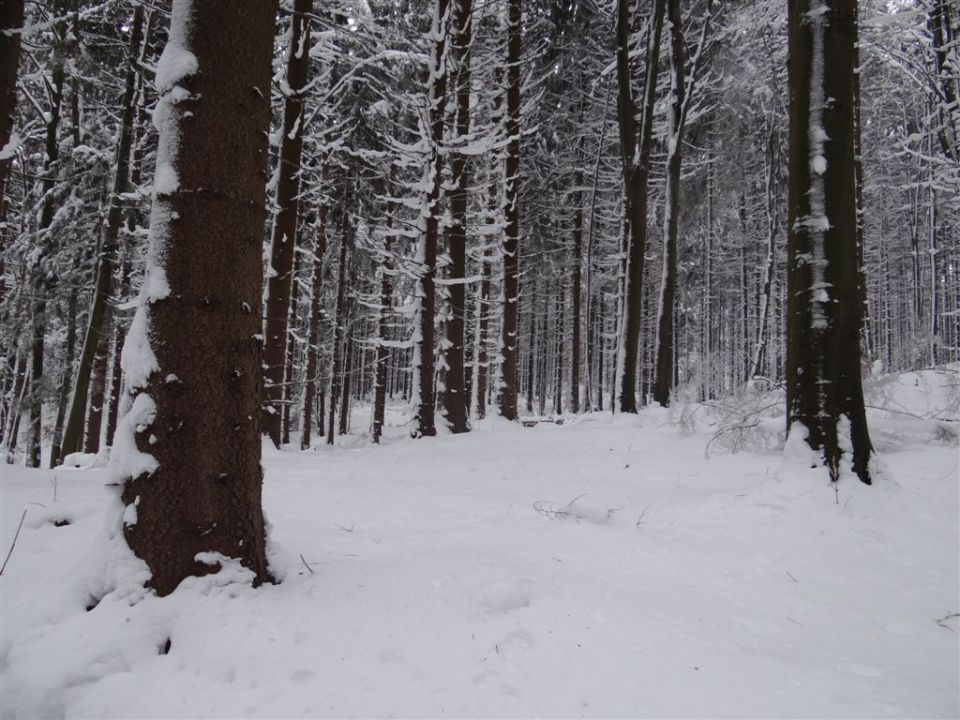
(1, 370, 958, 719)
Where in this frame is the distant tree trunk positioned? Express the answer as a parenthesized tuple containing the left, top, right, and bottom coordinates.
(83, 322, 111, 454)
(339, 325, 353, 436)
(262, 0, 311, 447)
(616, 0, 665, 413)
(570, 169, 583, 413)
(281, 251, 301, 446)
(372, 187, 395, 444)
(301, 204, 328, 450)
(114, 0, 277, 596)
(499, 0, 522, 421)
(49, 289, 78, 466)
(553, 284, 564, 416)
(749, 124, 779, 380)
(442, 0, 473, 433)
(786, 0, 872, 484)
(526, 282, 537, 414)
(415, 0, 450, 438)
(327, 194, 352, 446)
(59, 6, 144, 463)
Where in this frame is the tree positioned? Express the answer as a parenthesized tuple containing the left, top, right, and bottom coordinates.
(786, 0, 872, 484)
(111, 0, 278, 596)
(499, 0, 522, 421)
(263, 0, 312, 447)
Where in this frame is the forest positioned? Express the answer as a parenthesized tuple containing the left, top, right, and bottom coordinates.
(0, 0, 958, 718)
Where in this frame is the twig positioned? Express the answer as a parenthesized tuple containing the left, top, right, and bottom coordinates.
(935, 612, 959, 630)
(786, 571, 799, 583)
(299, 553, 315, 574)
(635, 503, 653, 527)
(0, 510, 28, 577)
(333, 524, 354, 533)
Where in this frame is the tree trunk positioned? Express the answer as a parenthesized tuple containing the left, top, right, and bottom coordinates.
(113, 0, 277, 596)
(327, 195, 352, 446)
(301, 204, 328, 450)
(262, 0, 311, 447)
(49, 288, 78, 466)
(415, 0, 450, 438)
(652, 0, 686, 407)
(499, 0, 522, 421)
(83, 320, 111, 455)
(442, 0, 473, 433)
(786, 0, 872, 484)
(616, 0, 665, 413)
(0, 0, 23, 224)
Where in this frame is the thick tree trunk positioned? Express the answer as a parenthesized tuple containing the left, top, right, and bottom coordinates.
(262, 0, 311, 447)
(441, 0, 473, 433)
(786, 0, 872, 484)
(113, 0, 277, 596)
(499, 0, 522, 421)
(616, 0, 665, 413)
(59, 6, 144, 462)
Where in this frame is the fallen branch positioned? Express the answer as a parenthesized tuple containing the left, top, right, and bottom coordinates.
(0, 510, 28, 577)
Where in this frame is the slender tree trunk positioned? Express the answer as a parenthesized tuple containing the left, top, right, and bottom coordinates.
(786, 0, 872, 484)
(415, 0, 450, 438)
(59, 6, 144, 462)
(339, 323, 353, 436)
(750, 124, 779, 380)
(442, 0, 473, 433)
(372, 185, 394, 443)
(301, 204, 328, 450)
(499, 0, 522, 421)
(83, 321, 111, 455)
(327, 194, 352, 446)
(571, 171, 583, 413)
(616, 0, 665, 413)
(112, 0, 277, 596)
(49, 289, 77, 466)
(281, 251, 301, 446)
(262, 0, 311, 446)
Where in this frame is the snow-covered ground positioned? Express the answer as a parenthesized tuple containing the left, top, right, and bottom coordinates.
(1, 370, 958, 719)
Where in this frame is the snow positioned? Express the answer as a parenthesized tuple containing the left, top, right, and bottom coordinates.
(153, 163, 179, 195)
(153, 1, 198, 94)
(0, 131, 21, 160)
(1, 370, 957, 719)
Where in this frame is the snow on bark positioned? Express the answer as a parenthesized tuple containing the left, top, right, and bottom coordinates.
(803, 3, 831, 332)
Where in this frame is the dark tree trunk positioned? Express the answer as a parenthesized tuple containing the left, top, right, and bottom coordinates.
(441, 0, 473, 433)
(262, 0, 311, 447)
(327, 195, 352, 446)
(59, 6, 144, 462)
(281, 251, 301, 446)
(415, 0, 450, 438)
(499, 0, 522, 421)
(301, 204, 328, 450)
(571, 184, 583, 413)
(372, 186, 395, 444)
(339, 325, 353, 436)
(0, 0, 23, 226)
(786, 0, 872, 484)
(616, 0, 665, 413)
(653, 0, 687, 407)
(526, 282, 536, 415)
(115, 0, 277, 596)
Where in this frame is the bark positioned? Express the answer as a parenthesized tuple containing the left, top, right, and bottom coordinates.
(327, 194, 352, 446)
(652, 0, 686, 407)
(441, 0, 473, 434)
(571, 170, 583, 413)
(280, 250, 301, 446)
(116, 0, 277, 596)
(616, 0, 665, 413)
(372, 185, 395, 444)
(262, 0, 311, 447)
(415, 0, 450, 438)
(49, 288, 78, 467)
(0, 0, 23, 225)
(786, 0, 872, 484)
(301, 203, 328, 450)
(83, 320, 111, 454)
(499, 0, 522, 421)
(59, 6, 144, 462)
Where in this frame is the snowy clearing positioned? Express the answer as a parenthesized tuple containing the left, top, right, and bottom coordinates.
(1, 375, 958, 719)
